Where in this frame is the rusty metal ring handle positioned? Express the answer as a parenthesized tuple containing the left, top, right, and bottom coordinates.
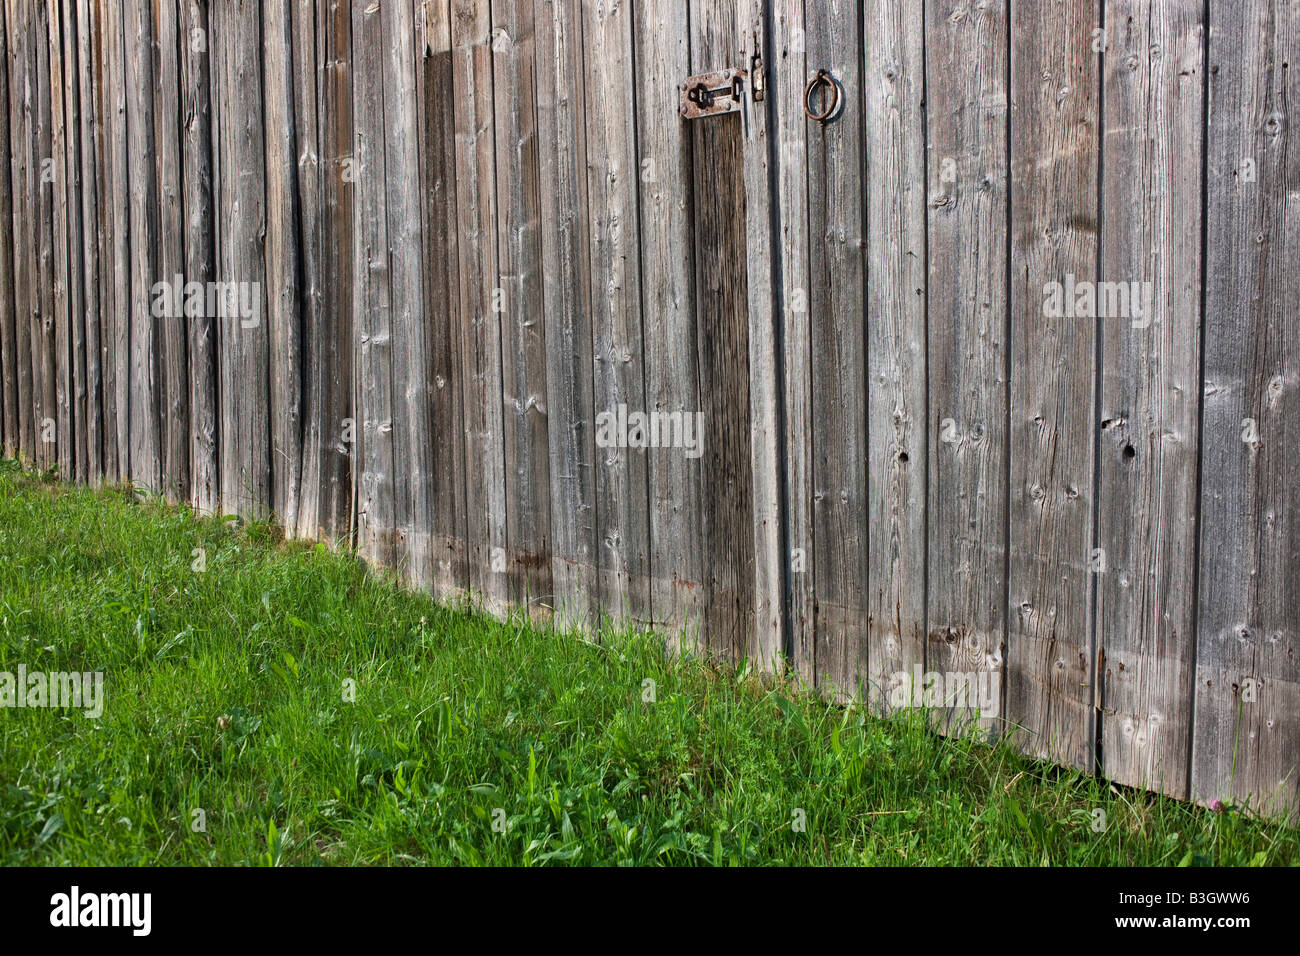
(803, 69, 839, 122)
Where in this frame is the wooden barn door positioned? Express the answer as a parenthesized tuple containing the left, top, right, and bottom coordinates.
(640, 0, 782, 667)
(769, 2, 929, 705)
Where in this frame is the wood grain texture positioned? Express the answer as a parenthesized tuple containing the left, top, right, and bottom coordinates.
(534, 0, 594, 629)
(264, 0, 301, 531)
(806, 0, 868, 700)
(181, 0, 216, 512)
(381, 0, 433, 590)
(773, 0, 813, 685)
(582, 0, 649, 629)
(417, 0, 467, 599)
(34, 0, 56, 472)
(1096, 0, 1203, 800)
(924, 0, 1010, 734)
(104, 0, 130, 481)
(154, 0, 187, 501)
(350, 0, 396, 567)
(688, 0, 754, 664)
(4, 0, 32, 462)
(737, 0, 784, 671)
(0, 0, 16, 459)
(212, 0, 269, 516)
(123, 0, 159, 489)
(633, 0, 700, 645)
(1195, 0, 1299, 821)
(47, 0, 71, 481)
(451, 0, 507, 615)
(311, 0, 354, 542)
(75, 0, 101, 483)
(864, 0, 927, 712)
(1007, 0, 1100, 771)
(492, 0, 551, 613)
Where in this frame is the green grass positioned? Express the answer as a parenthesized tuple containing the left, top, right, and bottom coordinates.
(0, 459, 1294, 866)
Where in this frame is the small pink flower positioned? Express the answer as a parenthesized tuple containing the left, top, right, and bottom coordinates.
(1208, 798, 1224, 813)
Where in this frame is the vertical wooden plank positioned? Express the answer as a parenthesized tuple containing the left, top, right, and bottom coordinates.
(0, 0, 16, 460)
(773, 0, 813, 685)
(325, 0, 354, 540)
(864, 0, 927, 710)
(1007, 0, 1100, 771)
(181, 0, 216, 512)
(212, 0, 270, 516)
(381, 0, 432, 589)
(290, 0, 321, 536)
(154, 0, 187, 500)
(1096, 0, 1202, 800)
(1194, 0, 1299, 821)
(451, 0, 507, 615)
(417, 0, 468, 598)
(264, 0, 302, 530)
(47, 0, 72, 480)
(492, 0, 552, 614)
(582, 0, 649, 629)
(687, 0, 756, 663)
(805, 0, 868, 698)
(924, 0, 1010, 733)
(736, 3, 784, 672)
(123, 0, 160, 489)
(535, 0, 595, 629)
(104, 0, 130, 481)
(75, 0, 102, 484)
(350, 0, 395, 566)
(4, 0, 28, 462)
(297, 0, 353, 541)
(634, 0, 701, 646)
(34, 0, 56, 471)
(56, 0, 87, 484)
(92, 0, 116, 481)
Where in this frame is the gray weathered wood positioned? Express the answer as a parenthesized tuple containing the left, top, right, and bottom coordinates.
(924, 0, 1009, 734)
(451, 0, 507, 616)
(416, 0, 466, 598)
(534, 0, 595, 630)
(264, 0, 302, 531)
(380, 0, 432, 590)
(154, 0, 186, 501)
(773, 0, 813, 685)
(0, 0, 17, 459)
(350, 0, 395, 566)
(736, 1, 784, 673)
(805, 0, 868, 699)
(289, 0, 320, 537)
(634, 0, 701, 647)
(56, 0, 86, 484)
(1007, 0, 1100, 771)
(181, 0, 216, 512)
(493, 0, 552, 615)
(34, 0, 56, 471)
(582, 0, 649, 629)
(212, 0, 269, 516)
(75, 0, 101, 484)
(1194, 0, 1299, 821)
(103, 0, 130, 481)
(864, 0, 927, 712)
(1096, 0, 1203, 800)
(688, 0, 754, 663)
(47, 0, 72, 480)
(123, 0, 160, 489)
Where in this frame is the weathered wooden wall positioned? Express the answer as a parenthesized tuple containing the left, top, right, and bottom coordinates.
(1, 0, 1296, 821)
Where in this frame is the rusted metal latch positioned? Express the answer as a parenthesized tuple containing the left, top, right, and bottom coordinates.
(679, 68, 747, 119)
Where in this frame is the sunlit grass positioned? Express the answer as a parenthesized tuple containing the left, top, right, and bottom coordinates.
(0, 458, 1294, 866)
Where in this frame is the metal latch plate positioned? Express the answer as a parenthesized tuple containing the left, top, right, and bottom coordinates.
(679, 69, 747, 119)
